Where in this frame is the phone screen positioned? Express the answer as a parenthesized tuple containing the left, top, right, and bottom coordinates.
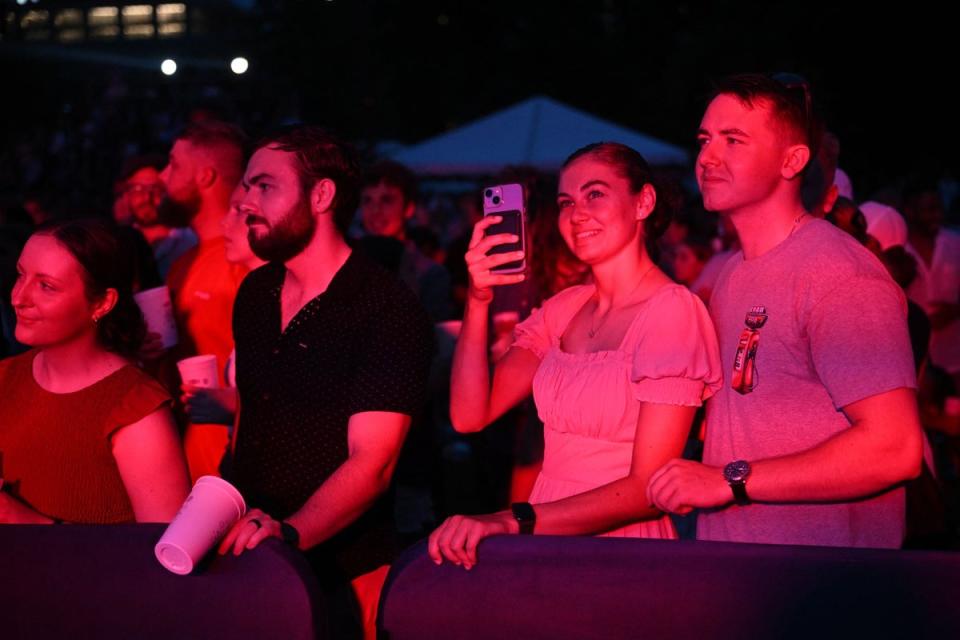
(485, 210, 524, 272)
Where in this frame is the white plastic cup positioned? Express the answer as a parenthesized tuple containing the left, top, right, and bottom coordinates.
(177, 355, 219, 389)
(133, 286, 178, 349)
(154, 476, 246, 575)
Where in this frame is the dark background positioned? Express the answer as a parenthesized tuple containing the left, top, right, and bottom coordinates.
(1, 0, 955, 201)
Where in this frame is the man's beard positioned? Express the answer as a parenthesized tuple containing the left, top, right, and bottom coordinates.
(158, 191, 201, 228)
(247, 197, 316, 263)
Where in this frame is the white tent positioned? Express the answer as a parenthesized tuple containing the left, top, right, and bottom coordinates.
(391, 96, 689, 175)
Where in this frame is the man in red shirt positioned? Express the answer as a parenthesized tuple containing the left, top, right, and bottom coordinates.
(161, 121, 249, 481)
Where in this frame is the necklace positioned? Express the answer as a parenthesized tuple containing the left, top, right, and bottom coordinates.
(588, 263, 657, 339)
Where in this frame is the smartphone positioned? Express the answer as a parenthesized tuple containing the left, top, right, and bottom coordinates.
(482, 183, 526, 274)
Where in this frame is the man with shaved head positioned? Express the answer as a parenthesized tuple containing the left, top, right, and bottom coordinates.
(161, 121, 250, 481)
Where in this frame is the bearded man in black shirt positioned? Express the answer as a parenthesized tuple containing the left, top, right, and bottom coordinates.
(217, 126, 433, 637)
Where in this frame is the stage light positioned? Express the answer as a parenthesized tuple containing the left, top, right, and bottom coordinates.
(230, 57, 248, 75)
(161, 58, 177, 75)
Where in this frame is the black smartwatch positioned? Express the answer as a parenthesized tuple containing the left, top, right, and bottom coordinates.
(723, 460, 751, 506)
(280, 521, 301, 548)
(510, 502, 536, 535)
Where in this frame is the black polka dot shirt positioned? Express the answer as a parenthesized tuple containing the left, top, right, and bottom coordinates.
(229, 250, 433, 577)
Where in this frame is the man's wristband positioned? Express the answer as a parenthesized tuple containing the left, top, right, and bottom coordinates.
(280, 521, 300, 548)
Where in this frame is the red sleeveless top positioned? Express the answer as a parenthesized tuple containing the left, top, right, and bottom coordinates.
(0, 351, 170, 523)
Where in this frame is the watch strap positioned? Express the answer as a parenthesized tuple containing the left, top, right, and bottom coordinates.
(280, 521, 301, 548)
(510, 502, 536, 535)
(729, 481, 750, 506)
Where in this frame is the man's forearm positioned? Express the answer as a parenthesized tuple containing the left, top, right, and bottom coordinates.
(744, 426, 922, 503)
(284, 454, 393, 550)
(745, 390, 923, 503)
(650, 389, 925, 514)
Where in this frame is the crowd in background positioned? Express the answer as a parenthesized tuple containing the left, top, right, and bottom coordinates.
(3, 75, 960, 530)
(2, 72, 960, 637)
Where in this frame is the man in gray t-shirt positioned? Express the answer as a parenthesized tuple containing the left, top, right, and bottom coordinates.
(647, 74, 923, 548)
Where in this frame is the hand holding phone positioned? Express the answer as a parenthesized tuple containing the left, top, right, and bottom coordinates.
(482, 184, 526, 274)
(463, 184, 527, 302)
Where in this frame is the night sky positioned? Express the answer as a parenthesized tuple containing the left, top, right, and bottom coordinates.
(2, 0, 955, 199)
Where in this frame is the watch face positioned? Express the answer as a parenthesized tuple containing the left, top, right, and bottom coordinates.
(724, 460, 751, 483)
(511, 502, 536, 534)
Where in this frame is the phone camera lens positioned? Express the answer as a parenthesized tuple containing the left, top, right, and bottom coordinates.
(492, 196, 501, 205)
(484, 189, 494, 198)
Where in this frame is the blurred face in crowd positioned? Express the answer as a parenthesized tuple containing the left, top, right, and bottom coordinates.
(124, 167, 165, 227)
(239, 146, 316, 263)
(159, 139, 203, 224)
(12, 235, 110, 349)
(696, 94, 791, 216)
(827, 198, 862, 237)
(903, 190, 944, 236)
(661, 220, 689, 248)
(360, 180, 413, 240)
(23, 198, 52, 226)
(672, 242, 706, 285)
(222, 183, 259, 267)
(556, 155, 652, 266)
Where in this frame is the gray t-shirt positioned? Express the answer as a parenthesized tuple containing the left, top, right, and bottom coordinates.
(698, 219, 916, 548)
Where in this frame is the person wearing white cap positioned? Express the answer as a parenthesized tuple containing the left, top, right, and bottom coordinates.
(834, 167, 854, 201)
(860, 201, 908, 250)
(902, 180, 960, 390)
